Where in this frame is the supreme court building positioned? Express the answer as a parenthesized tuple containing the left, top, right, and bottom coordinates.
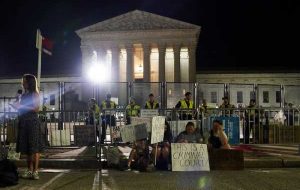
(76, 10, 201, 83)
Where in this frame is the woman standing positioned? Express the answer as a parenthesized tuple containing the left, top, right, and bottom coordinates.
(14, 74, 44, 180)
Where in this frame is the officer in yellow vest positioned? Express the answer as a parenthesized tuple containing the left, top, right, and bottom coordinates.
(100, 94, 117, 143)
(126, 98, 141, 124)
(175, 92, 194, 120)
(144, 93, 159, 109)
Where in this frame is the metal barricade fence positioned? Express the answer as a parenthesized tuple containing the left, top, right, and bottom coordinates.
(1, 108, 299, 151)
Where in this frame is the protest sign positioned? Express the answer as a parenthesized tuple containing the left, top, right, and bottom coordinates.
(151, 116, 165, 144)
(120, 123, 148, 143)
(131, 117, 152, 132)
(171, 143, 210, 171)
(140, 109, 159, 118)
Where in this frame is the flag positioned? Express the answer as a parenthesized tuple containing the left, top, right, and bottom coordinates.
(42, 37, 53, 56)
(36, 29, 53, 56)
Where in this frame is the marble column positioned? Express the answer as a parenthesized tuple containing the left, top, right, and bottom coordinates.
(143, 43, 151, 82)
(96, 48, 106, 64)
(158, 44, 166, 82)
(126, 44, 134, 82)
(80, 45, 93, 76)
(111, 46, 120, 82)
(188, 44, 197, 82)
(173, 44, 181, 82)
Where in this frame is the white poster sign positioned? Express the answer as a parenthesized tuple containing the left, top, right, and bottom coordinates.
(131, 117, 152, 132)
(171, 143, 210, 171)
(120, 123, 148, 143)
(140, 109, 159, 118)
(151, 116, 165, 144)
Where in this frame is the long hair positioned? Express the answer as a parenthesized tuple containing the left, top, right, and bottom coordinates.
(22, 74, 39, 93)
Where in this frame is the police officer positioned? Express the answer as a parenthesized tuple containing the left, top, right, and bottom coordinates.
(144, 93, 159, 109)
(126, 98, 141, 124)
(219, 96, 235, 116)
(100, 94, 117, 144)
(175, 92, 194, 120)
(245, 99, 258, 144)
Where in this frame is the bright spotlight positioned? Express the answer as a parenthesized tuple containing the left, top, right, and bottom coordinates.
(88, 63, 109, 83)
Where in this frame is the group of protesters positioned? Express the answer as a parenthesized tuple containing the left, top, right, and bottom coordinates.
(126, 119, 230, 172)
(86, 91, 231, 171)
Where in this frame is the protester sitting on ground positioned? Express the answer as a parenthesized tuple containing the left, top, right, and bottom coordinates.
(151, 121, 173, 170)
(208, 120, 230, 149)
(127, 139, 150, 172)
(176, 122, 203, 143)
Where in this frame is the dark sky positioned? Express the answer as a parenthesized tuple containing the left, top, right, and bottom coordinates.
(0, 0, 299, 78)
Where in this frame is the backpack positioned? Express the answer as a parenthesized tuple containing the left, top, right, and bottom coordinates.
(0, 159, 19, 187)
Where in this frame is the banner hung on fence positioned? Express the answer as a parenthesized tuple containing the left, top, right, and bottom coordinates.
(171, 143, 210, 171)
(73, 125, 93, 146)
(120, 123, 148, 143)
(209, 116, 240, 145)
(151, 116, 165, 144)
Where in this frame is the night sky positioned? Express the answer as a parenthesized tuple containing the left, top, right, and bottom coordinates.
(0, 0, 299, 78)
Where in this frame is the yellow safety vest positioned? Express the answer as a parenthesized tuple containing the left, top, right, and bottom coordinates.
(145, 101, 159, 109)
(180, 99, 194, 109)
(101, 100, 116, 109)
(126, 104, 141, 116)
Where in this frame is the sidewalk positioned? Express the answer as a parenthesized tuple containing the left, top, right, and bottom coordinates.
(15, 144, 300, 169)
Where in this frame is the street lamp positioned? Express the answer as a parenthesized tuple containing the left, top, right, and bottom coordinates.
(87, 61, 110, 164)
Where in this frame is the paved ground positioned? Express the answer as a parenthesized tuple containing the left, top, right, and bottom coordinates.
(3, 168, 300, 190)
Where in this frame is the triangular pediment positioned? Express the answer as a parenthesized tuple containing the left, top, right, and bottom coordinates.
(76, 10, 200, 34)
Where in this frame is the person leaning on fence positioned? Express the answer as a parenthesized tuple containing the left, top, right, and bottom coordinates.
(151, 121, 173, 170)
(144, 93, 159, 109)
(175, 92, 195, 120)
(244, 99, 259, 144)
(219, 96, 235, 116)
(176, 122, 203, 143)
(100, 94, 117, 144)
(208, 120, 230, 149)
(87, 98, 100, 125)
(126, 98, 141, 124)
(13, 74, 45, 180)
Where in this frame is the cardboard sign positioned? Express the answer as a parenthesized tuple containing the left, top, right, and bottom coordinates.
(169, 120, 197, 136)
(74, 125, 95, 146)
(120, 123, 148, 143)
(171, 143, 210, 171)
(140, 109, 159, 118)
(131, 117, 152, 132)
(151, 116, 165, 144)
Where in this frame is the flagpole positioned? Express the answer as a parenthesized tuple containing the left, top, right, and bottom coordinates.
(36, 29, 42, 89)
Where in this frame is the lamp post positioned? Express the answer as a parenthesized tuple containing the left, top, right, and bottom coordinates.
(87, 61, 110, 170)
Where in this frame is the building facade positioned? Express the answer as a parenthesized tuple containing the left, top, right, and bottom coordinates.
(0, 10, 299, 114)
(76, 10, 201, 83)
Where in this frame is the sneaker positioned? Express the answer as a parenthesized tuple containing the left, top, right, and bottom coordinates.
(21, 170, 32, 179)
(32, 171, 39, 180)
